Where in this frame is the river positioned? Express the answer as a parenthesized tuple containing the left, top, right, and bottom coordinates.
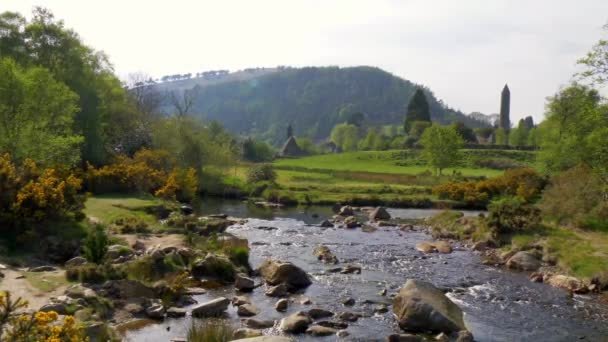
(124, 200, 608, 342)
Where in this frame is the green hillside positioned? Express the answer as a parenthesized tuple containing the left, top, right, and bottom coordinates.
(158, 66, 491, 145)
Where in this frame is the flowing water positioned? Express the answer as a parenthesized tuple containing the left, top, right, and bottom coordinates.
(124, 200, 608, 342)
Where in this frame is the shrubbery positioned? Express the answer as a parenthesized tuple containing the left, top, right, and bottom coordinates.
(246, 164, 277, 183)
(83, 225, 110, 264)
(433, 168, 546, 207)
(85, 148, 198, 202)
(486, 197, 541, 233)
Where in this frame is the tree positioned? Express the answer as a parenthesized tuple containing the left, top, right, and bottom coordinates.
(509, 119, 529, 147)
(404, 88, 431, 132)
(527, 127, 539, 147)
(576, 23, 608, 85)
(451, 122, 477, 143)
(358, 129, 379, 150)
(420, 124, 464, 175)
(495, 128, 507, 145)
(0, 58, 83, 166)
(409, 121, 432, 140)
(330, 123, 359, 151)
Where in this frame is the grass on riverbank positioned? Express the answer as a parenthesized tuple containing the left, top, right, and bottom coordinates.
(24, 271, 72, 292)
(83, 194, 170, 232)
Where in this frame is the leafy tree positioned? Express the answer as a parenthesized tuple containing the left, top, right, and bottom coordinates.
(495, 128, 507, 145)
(420, 124, 464, 175)
(576, 24, 608, 85)
(0, 58, 82, 166)
(241, 138, 274, 162)
(509, 119, 529, 147)
(409, 121, 432, 140)
(330, 123, 359, 151)
(451, 122, 477, 143)
(404, 88, 431, 132)
(296, 137, 319, 155)
(527, 127, 539, 147)
(358, 129, 379, 150)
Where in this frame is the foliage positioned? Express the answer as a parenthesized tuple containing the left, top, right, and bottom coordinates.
(296, 137, 320, 155)
(495, 128, 507, 145)
(408, 121, 432, 140)
(576, 24, 608, 85)
(404, 88, 431, 132)
(486, 197, 541, 234)
(451, 122, 477, 143)
(187, 319, 234, 342)
(539, 164, 607, 230)
(0, 291, 86, 341)
(330, 123, 359, 152)
(241, 138, 274, 162)
(83, 224, 109, 264)
(420, 124, 464, 175)
(66, 263, 125, 283)
(246, 164, 277, 183)
(155, 167, 198, 202)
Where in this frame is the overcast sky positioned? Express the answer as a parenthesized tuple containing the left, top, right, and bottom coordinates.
(4, 0, 608, 122)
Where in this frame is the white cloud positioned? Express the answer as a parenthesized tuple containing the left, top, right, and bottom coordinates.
(3, 0, 607, 122)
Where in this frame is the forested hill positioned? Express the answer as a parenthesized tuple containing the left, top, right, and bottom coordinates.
(157, 66, 490, 145)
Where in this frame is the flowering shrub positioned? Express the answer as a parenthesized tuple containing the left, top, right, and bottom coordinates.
(0, 291, 86, 341)
(433, 168, 545, 206)
(86, 148, 198, 202)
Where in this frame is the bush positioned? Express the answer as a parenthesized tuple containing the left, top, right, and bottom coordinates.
(227, 246, 250, 269)
(187, 320, 234, 342)
(246, 164, 277, 183)
(66, 263, 125, 283)
(83, 225, 110, 264)
(539, 164, 607, 230)
(475, 158, 522, 170)
(111, 217, 150, 234)
(486, 197, 541, 234)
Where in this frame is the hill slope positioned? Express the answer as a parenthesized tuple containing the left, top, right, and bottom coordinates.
(157, 66, 489, 145)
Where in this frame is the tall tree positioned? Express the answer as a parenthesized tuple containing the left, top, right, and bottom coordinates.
(404, 88, 431, 132)
(330, 123, 358, 152)
(420, 124, 463, 175)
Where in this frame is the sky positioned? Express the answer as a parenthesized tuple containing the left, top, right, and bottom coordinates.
(4, 0, 608, 122)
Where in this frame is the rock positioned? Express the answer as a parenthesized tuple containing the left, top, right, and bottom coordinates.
(546, 275, 587, 293)
(232, 296, 251, 306)
(361, 224, 378, 233)
(369, 207, 391, 221)
(306, 325, 337, 336)
(145, 303, 165, 319)
(84, 322, 110, 342)
(337, 330, 350, 338)
(344, 216, 360, 228)
(471, 241, 489, 251)
(191, 297, 230, 317)
(342, 297, 355, 306)
(319, 220, 334, 228)
(337, 311, 360, 322)
(186, 287, 207, 295)
(235, 274, 255, 292)
(393, 279, 466, 334)
(340, 264, 361, 274)
(180, 204, 193, 215)
(377, 221, 393, 227)
(435, 332, 450, 342)
(386, 334, 426, 342)
(265, 284, 288, 297)
(379, 288, 387, 296)
(280, 311, 312, 334)
(258, 259, 312, 291)
(299, 297, 312, 305)
(191, 254, 235, 281)
(313, 245, 339, 264)
(433, 241, 452, 254)
(416, 242, 437, 253)
(242, 318, 276, 329)
(28, 265, 56, 272)
(237, 304, 260, 317)
(233, 328, 263, 339)
(374, 304, 389, 314)
(105, 244, 134, 261)
(124, 303, 144, 314)
(307, 308, 334, 319)
(131, 240, 146, 251)
(65, 284, 97, 299)
(317, 321, 348, 329)
(166, 307, 187, 318)
(231, 337, 293, 342)
(338, 206, 354, 216)
(39, 302, 68, 315)
(65, 256, 87, 267)
(529, 272, 544, 283)
(506, 251, 541, 271)
(456, 330, 475, 342)
(400, 224, 414, 231)
(275, 299, 288, 312)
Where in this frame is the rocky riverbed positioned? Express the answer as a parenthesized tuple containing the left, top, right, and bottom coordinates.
(123, 201, 608, 342)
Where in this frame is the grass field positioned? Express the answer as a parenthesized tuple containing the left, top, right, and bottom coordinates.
(84, 194, 168, 231)
(266, 149, 537, 207)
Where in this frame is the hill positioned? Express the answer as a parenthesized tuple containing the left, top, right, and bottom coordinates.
(155, 66, 491, 145)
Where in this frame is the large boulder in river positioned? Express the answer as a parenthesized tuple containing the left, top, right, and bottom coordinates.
(258, 259, 312, 291)
(191, 297, 230, 317)
(279, 311, 313, 334)
(546, 274, 587, 293)
(393, 279, 467, 334)
(313, 245, 338, 264)
(338, 206, 354, 216)
(369, 207, 391, 221)
(191, 254, 236, 281)
(506, 251, 541, 271)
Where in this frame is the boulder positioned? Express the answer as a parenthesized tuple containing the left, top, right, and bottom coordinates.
(433, 241, 452, 254)
(235, 274, 255, 292)
(336, 311, 361, 322)
(374, 304, 389, 314)
(232, 296, 251, 306)
(237, 304, 260, 317)
(344, 216, 360, 228)
(233, 328, 263, 339)
(415, 242, 436, 254)
(103, 279, 155, 299)
(369, 207, 391, 221)
(416, 241, 452, 254)
(386, 334, 426, 342)
(191, 254, 235, 281)
(65, 256, 87, 268)
(338, 206, 354, 216)
(166, 307, 187, 318)
(28, 265, 56, 272)
(319, 220, 334, 228)
(279, 311, 312, 334)
(105, 245, 134, 261)
(132, 240, 146, 251)
(191, 297, 230, 317)
(242, 318, 276, 329)
(306, 325, 337, 336)
(275, 299, 288, 312)
(265, 284, 288, 297)
(39, 302, 68, 315)
(258, 259, 311, 291)
(317, 321, 348, 329)
(65, 284, 97, 299)
(546, 275, 587, 293)
(307, 308, 334, 319)
(506, 251, 541, 271)
(393, 279, 466, 334)
(340, 264, 362, 274)
(456, 330, 475, 342)
(342, 297, 355, 306)
(313, 245, 338, 264)
(145, 303, 165, 319)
